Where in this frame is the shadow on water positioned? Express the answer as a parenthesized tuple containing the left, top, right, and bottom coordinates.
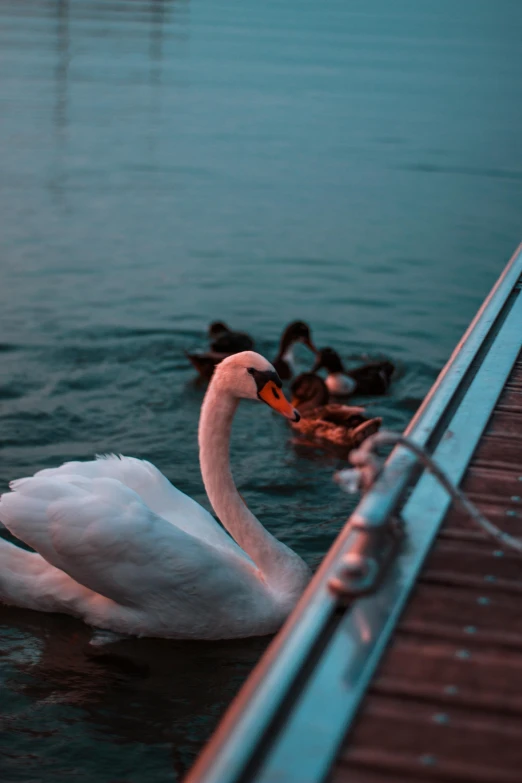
(0, 605, 268, 781)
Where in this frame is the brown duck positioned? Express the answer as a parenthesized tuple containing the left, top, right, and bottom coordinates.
(289, 372, 382, 451)
(272, 321, 317, 380)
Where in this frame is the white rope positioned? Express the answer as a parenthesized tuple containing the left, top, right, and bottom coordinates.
(335, 430, 522, 555)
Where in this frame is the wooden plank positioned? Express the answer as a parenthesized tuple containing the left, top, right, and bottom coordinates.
(422, 539, 522, 585)
(373, 676, 522, 719)
(443, 500, 522, 536)
(371, 635, 522, 707)
(337, 695, 522, 783)
(398, 583, 522, 646)
(499, 386, 522, 408)
(330, 353, 522, 783)
(331, 763, 434, 783)
(335, 747, 522, 783)
(421, 571, 522, 596)
(472, 435, 522, 470)
(486, 410, 522, 437)
(460, 466, 522, 497)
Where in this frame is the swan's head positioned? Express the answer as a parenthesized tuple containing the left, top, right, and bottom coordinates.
(215, 351, 300, 422)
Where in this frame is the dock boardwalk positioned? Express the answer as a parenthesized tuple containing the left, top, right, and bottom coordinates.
(332, 352, 522, 783)
(185, 245, 522, 783)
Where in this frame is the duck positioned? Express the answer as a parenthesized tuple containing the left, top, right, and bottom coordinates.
(289, 372, 382, 451)
(312, 347, 394, 397)
(186, 322, 255, 380)
(208, 321, 254, 354)
(0, 352, 311, 641)
(272, 321, 317, 381)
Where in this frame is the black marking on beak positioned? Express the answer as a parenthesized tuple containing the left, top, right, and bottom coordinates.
(248, 367, 282, 395)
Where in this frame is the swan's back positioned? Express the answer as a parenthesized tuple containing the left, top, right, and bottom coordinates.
(0, 472, 277, 638)
(33, 455, 246, 557)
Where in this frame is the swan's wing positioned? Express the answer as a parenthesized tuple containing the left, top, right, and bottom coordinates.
(33, 455, 240, 554)
(0, 475, 257, 609)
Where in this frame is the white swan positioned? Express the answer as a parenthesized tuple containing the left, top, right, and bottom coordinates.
(0, 352, 311, 640)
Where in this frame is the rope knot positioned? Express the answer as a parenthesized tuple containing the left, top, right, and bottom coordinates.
(334, 430, 522, 556)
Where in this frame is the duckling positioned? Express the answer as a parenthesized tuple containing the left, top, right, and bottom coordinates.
(312, 347, 394, 397)
(289, 373, 382, 451)
(186, 322, 255, 380)
(272, 321, 317, 381)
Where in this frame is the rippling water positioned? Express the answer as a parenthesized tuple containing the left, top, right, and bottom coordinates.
(1, 1, 521, 780)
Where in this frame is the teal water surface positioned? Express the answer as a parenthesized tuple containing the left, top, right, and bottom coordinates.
(0, 1, 521, 781)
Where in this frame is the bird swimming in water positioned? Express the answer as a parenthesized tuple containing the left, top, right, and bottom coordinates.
(311, 348, 394, 397)
(289, 372, 382, 453)
(272, 321, 317, 381)
(187, 321, 317, 382)
(208, 322, 254, 354)
(0, 352, 311, 640)
(186, 322, 255, 380)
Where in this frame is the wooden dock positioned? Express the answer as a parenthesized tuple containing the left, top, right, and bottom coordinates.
(186, 245, 522, 783)
(332, 352, 522, 783)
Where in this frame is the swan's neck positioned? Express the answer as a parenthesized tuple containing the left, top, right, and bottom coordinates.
(198, 382, 307, 586)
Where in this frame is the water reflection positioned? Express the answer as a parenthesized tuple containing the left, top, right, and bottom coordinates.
(1, 605, 268, 780)
(48, 0, 189, 199)
(149, 0, 166, 86)
(53, 0, 70, 137)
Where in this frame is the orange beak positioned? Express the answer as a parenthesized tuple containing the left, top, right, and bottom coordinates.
(258, 381, 300, 422)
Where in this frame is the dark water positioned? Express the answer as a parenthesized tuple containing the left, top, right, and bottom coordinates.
(0, 1, 521, 780)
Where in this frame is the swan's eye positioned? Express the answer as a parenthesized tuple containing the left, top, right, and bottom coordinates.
(248, 367, 283, 393)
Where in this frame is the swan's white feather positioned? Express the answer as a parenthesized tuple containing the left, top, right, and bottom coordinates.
(29, 455, 245, 556)
(0, 473, 273, 638)
(0, 534, 98, 615)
